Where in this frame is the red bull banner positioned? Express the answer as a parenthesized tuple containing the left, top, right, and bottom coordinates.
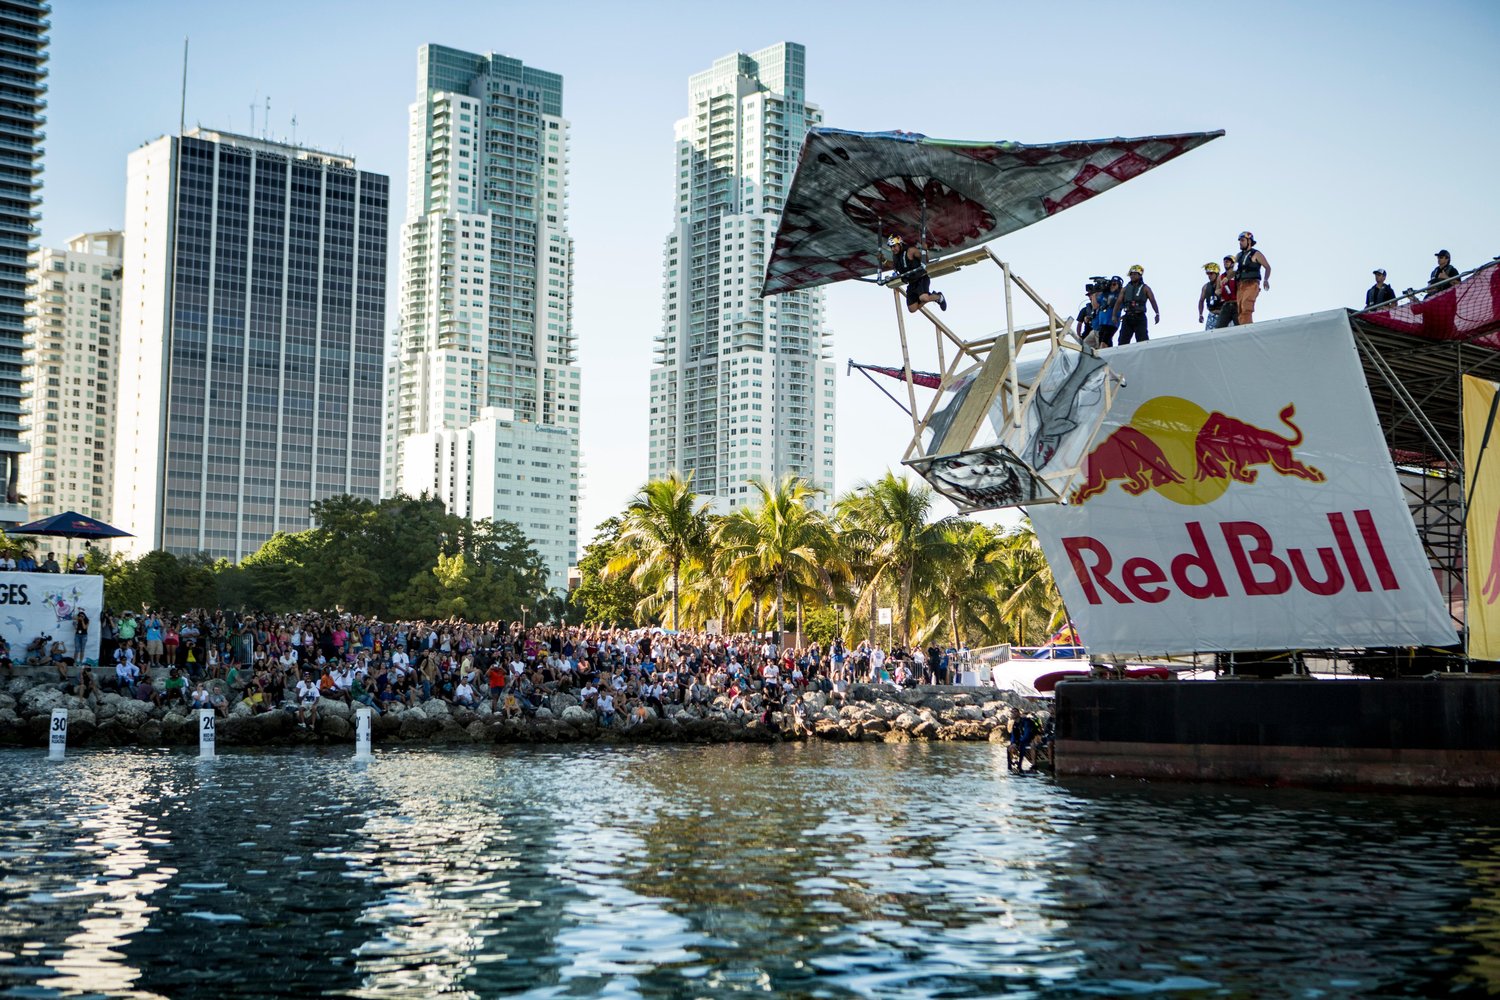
(1029, 310, 1451, 654)
(1463, 375, 1500, 660)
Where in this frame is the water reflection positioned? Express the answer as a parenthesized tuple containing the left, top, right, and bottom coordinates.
(0, 744, 1498, 998)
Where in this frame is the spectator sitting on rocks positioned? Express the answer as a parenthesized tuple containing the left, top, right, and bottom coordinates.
(294, 671, 320, 727)
(209, 681, 230, 718)
(351, 672, 379, 714)
(76, 665, 99, 706)
(598, 690, 616, 727)
(162, 666, 189, 707)
(453, 679, 477, 708)
(190, 682, 212, 711)
(134, 675, 162, 708)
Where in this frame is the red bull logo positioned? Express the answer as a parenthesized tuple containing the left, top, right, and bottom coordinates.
(1069, 397, 1324, 505)
(1063, 510, 1401, 606)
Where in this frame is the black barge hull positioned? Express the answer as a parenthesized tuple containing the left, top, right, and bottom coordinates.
(1054, 678, 1500, 793)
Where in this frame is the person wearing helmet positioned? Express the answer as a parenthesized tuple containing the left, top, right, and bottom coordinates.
(1116, 264, 1160, 345)
(1198, 262, 1224, 330)
(1233, 231, 1271, 324)
(1366, 268, 1396, 309)
(885, 234, 947, 314)
(1216, 255, 1238, 327)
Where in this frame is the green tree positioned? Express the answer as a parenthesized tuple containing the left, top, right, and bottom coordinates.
(606, 472, 712, 630)
(834, 472, 957, 646)
(994, 523, 1066, 645)
(913, 520, 1008, 648)
(712, 474, 841, 637)
(569, 516, 642, 626)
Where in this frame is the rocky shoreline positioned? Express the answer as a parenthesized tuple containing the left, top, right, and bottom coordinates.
(0, 680, 1031, 749)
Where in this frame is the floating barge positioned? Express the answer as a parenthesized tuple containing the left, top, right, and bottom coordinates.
(1054, 677, 1500, 793)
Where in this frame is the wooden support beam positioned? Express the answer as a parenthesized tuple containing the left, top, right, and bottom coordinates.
(884, 246, 992, 287)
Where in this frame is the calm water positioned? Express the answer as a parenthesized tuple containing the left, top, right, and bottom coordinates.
(0, 744, 1497, 999)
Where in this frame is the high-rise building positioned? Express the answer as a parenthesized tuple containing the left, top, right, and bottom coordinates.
(114, 128, 388, 560)
(0, 1, 50, 524)
(22, 231, 121, 522)
(387, 44, 578, 590)
(648, 43, 834, 510)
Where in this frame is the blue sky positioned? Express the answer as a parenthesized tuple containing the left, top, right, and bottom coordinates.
(45, 1, 1500, 544)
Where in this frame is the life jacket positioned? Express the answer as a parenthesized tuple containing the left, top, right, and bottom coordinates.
(1203, 279, 1222, 311)
(1236, 247, 1263, 282)
(1120, 281, 1149, 314)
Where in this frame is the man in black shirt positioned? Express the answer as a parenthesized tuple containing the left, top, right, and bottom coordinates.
(1365, 268, 1396, 308)
(886, 235, 947, 314)
(1427, 250, 1460, 298)
(1116, 265, 1160, 345)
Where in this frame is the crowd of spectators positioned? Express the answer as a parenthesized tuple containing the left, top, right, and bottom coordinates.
(55, 611, 978, 730)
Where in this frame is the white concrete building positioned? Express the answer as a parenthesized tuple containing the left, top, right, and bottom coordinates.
(648, 43, 835, 510)
(386, 44, 579, 589)
(114, 129, 388, 560)
(22, 231, 121, 523)
(399, 406, 576, 590)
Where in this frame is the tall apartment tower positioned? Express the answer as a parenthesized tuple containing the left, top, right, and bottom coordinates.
(114, 129, 388, 560)
(648, 43, 835, 510)
(23, 231, 121, 522)
(0, 1, 49, 524)
(387, 45, 579, 590)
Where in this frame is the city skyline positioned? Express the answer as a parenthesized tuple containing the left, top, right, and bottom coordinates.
(36, 1, 1500, 549)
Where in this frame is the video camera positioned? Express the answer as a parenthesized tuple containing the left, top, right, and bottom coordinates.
(1085, 276, 1110, 295)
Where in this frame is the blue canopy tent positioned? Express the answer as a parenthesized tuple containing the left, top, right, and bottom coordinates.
(10, 511, 132, 567)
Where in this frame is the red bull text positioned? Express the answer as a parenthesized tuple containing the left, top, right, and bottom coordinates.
(1062, 510, 1400, 606)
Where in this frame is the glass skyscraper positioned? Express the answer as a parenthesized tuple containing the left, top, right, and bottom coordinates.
(388, 44, 578, 590)
(0, 0, 49, 524)
(648, 43, 835, 510)
(114, 129, 388, 560)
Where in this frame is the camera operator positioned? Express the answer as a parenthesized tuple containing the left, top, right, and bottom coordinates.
(1076, 277, 1106, 341)
(1087, 276, 1123, 348)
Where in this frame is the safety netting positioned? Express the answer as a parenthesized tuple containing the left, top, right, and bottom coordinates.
(1355, 259, 1500, 350)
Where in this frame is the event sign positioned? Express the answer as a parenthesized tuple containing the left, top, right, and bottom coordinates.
(1029, 310, 1452, 654)
(0, 572, 103, 666)
(1464, 375, 1500, 660)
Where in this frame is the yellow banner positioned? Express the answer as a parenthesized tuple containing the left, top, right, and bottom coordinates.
(1465, 375, 1500, 659)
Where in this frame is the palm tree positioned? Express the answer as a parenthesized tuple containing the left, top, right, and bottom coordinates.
(712, 474, 842, 637)
(835, 471, 958, 646)
(993, 522, 1066, 645)
(914, 520, 1009, 648)
(605, 472, 712, 631)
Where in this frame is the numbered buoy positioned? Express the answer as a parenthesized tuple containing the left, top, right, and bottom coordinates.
(355, 707, 372, 760)
(48, 708, 67, 760)
(198, 708, 216, 759)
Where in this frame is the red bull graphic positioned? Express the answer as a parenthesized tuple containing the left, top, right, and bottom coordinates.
(1070, 426, 1185, 503)
(1070, 397, 1323, 505)
(1029, 311, 1454, 653)
(1062, 511, 1400, 606)
(1194, 404, 1324, 486)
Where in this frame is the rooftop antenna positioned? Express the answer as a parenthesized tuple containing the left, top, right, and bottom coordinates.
(291, 114, 298, 146)
(264, 96, 270, 140)
(178, 37, 189, 135)
(249, 91, 256, 137)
